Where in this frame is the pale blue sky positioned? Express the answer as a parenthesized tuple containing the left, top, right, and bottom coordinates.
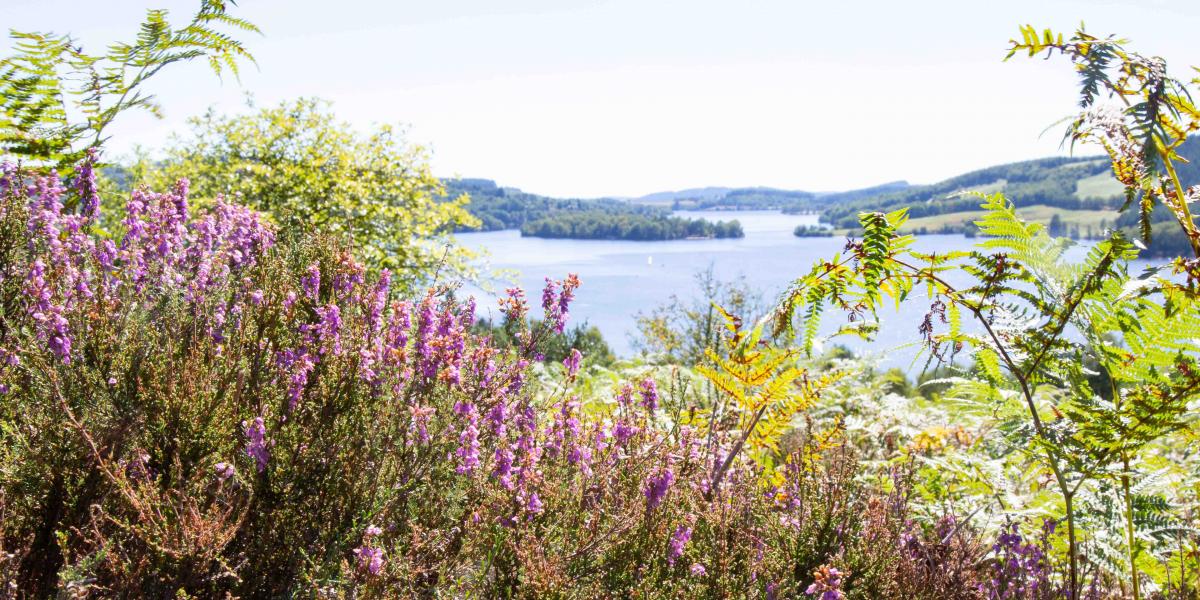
(3, 0, 1198, 197)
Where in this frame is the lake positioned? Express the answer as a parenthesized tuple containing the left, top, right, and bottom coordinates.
(457, 210, 1140, 370)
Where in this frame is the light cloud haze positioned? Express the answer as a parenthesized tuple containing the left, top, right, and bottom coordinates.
(3, 0, 1197, 197)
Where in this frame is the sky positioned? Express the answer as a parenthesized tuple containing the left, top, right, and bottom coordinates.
(2, 0, 1199, 198)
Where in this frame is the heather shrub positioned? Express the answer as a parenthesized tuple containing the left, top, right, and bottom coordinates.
(0, 158, 996, 597)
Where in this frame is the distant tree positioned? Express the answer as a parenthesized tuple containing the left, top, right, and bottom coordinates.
(1048, 213, 1065, 237)
(793, 224, 834, 237)
(145, 97, 477, 289)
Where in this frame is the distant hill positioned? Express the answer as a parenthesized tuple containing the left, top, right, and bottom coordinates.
(445, 138, 1200, 248)
(442, 178, 643, 232)
(440, 178, 743, 241)
(813, 138, 1200, 248)
(808, 180, 911, 205)
(635, 187, 735, 205)
(818, 155, 1123, 228)
(632, 181, 912, 212)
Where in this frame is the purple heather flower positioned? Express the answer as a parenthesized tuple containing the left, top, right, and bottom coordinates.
(567, 444, 593, 477)
(332, 258, 365, 300)
(302, 262, 321, 301)
(74, 148, 101, 219)
(487, 401, 508, 436)
(214, 461, 235, 482)
(366, 269, 391, 334)
(639, 376, 659, 412)
(315, 303, 343, 354)
(805, 565, 846, 600)
(616, 383, 634, 408)
(244, 416, 269, 472)
(668, 524, 692, 566)
(354, 545, 384, 576)
(563, 348, 582, 377)
(482, 359, 498, 385)
(614, 418, 638, 445)
(690, 563, 706, 577)
(280, 349, 316, 411)
(493, 446, 515, 490)
(409, 404, 435, 445)
(643, 467, 675, 510)
(455, 406, 481, 474)
(248, 289, 265, 306)
(459, 295, 476, 329)
(541, 277, 559, 313)
(25, 259, 72, 364)
(984, 521, 1054, 599)
(526, 491, 544, 514)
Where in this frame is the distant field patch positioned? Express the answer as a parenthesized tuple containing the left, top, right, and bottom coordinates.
(1074, 172, 1124, 199)
(961, 179, 1007, 195)
(895, 205, 1120, 234)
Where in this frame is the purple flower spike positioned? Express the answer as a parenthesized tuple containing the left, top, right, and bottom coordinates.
(643, 467, 675, 510)
(354, 545, 384, 576)
(243, 416, 269, 473)
(668, 524, 692, 566)
(563, 348, 582, 377)
(638, 376, 659, 412)
(301, 262, 321, 301)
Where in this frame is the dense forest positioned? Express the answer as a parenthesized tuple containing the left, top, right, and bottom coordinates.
(520, 210, 743, 240)
(445, 178, 742, 240)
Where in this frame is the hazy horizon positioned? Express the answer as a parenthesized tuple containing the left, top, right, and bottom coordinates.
(3, 0, 1197, 197)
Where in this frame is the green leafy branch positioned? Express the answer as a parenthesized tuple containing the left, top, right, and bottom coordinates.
(0, 0, 259, 171)
(1008, 24, 1200, 260)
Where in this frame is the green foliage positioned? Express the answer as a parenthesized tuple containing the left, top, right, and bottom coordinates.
(695, 305, 846, 482)
(520, 211, 743, 241)
(144, 97, 478, 288)
(772, 183, 1200, 595)
(634, 266, 766, 365)
(793, 224, 834, 238)
(1009, 24, 1200, 258)
(0, 0, 258, 171)
(447, 178, 656, 231)
(473, 317, 616, 368)
(447, 178, 742, 240)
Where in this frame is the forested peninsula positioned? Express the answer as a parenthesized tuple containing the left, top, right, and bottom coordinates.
(446, 178, 744, 241)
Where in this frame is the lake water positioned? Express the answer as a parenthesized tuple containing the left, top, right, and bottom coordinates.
(456, 210, 1141, 370)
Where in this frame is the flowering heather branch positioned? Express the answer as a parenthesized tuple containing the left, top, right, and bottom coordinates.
(0, 160, 1011, 597)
